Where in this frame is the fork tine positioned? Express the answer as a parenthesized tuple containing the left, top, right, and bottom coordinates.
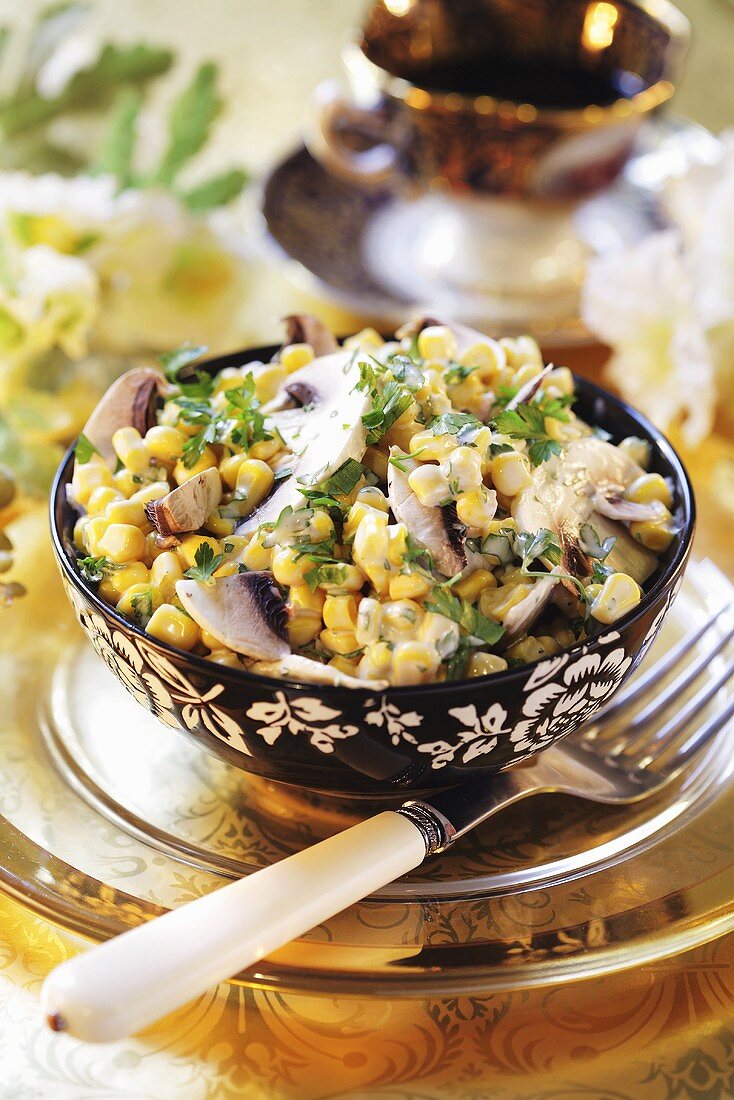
(591, 604, 732, 728)
(593, 617, 734, 747)
(651, 694, 734, 779)
(620, 658, 734, 764)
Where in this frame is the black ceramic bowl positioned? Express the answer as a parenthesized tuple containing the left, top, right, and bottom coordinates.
(50, 344, 695, 794)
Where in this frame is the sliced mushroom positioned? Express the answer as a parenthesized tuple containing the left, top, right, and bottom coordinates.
(387, 449, 467, 577)
(591, 493, 668, 524)
(145, 468, 222, 536)
(280, 314, 339, 358)
(504, 569, 562, 641)
(512, 435, 649, 586)
(249, 654, 388, 690)
(176, 572, 289, 660)
(81, 368, 161, 468)
(236, 350, 370, 535)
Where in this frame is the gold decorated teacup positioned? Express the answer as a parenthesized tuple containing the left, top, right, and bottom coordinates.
(307, 0, 689, 331)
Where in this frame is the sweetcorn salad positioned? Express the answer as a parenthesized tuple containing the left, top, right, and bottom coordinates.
(69, 317, 677, 689)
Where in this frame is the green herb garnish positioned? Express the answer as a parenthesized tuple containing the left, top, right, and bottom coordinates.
(77, 555, 122, 584)
(426, 587, 505, 646)
(74, 433, 99, 464)
(183, 542, 223, 582)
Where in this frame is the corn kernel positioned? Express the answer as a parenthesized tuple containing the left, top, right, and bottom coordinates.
(113, 468, 139, 497)
(82, 516, 110, 555)
(459, 339, 506, 381)
(389, 572, 431, 601)
(116, 583, 164, 626)
(417, 325, 457, 361)
(590, 572, 642, 624)
(387, 523, 408, 567)
(73, 516, 88, 551)
(514, 362, 543, 387)
(420, 611, 460, 656)
(145, 425, 186, 464)
(99, 561, 150, 604)
(455, 569, 497, 602)
(505, 635, 560, 663)
(359, 640, 392, 678)
(630, 515, 676, 552)
(381, 599, 423, 642)
(204, 509, 236, 538)
(544, 367, 574, 396)
(146, 604, 200, 650)
(253, 364, 287, 403)
(479, 582, 533, 621)
(286, 585, 323, 616)
(353, 511, 391, 594)
(219, 452, 248, 489)
(249, 437, 282, 462)
(178, 534, 221, 569)
(328, 655, 361, 677)
(280, 342, 315, 373)
(356, 598, 382, 645)
(468, 652, 509, 677)
(317, 563, 366, 593)
(150, 551, 184, 601)
(87, 485, 123, 515)
(490, 451, 532, 496)
(344, 327, 384, 352)
(391, 640, 438, 686)
(625, 473, 673, 509)
(105, 497, 148, 528)
(173, 447, 217, 485)
(71, 462, 115, 506)
(409, 430, 456, 462)
(618, 436, 651, 468)
(343, 500, 384, 542)
(408, 464, 450, 507)
(112, 427, 151, 475)
(323, 594, 360, 632)
(501, 335, 542, 369)
(97, 522, 146, 564)
(207, 649, 243, 668)
(441, 446, 483, 495)
(289, 614, 323, 647)
(272, 545, 311, 587)
(213, 560, 240, 579)
(355, 485, 389, 512)
(242, 530, 273, 571)
(320, 628, 360, 656)
(456, 487, 496, 533)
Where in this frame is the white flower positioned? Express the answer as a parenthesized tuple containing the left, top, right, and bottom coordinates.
(582, 230, 716, 447)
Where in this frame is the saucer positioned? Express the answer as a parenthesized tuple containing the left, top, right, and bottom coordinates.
(258, 116, 721, 345)
(1, 561, 733, 996)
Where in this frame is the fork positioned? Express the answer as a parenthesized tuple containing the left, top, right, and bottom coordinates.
(41, 602, 734, 1043)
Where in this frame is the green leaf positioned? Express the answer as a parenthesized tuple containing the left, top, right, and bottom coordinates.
(159, 342, 209, 383)
(304, 562, 354, 593)
(313, 458, 366, 498)
(361, 378, 414, 445)
(426, 587, 504, 646)
(0, 43, 173, 137)
(429, 411, 483, 437)
(129, 586, 154, 627)
(579, 523, 616, 561)
(515, 528, 562, 568)
(153, 62, 221, 187)
(180, 168, 249, 212)
(444, 362, 479, 386)
(444, 639, 471, 680)
(527, 438, 562, 466)
(183, 542, 223, 582)
(77, 554, 121, 584)
(494, 404, 547, 441)
(74, 432, 98, 464)
(92, 87, 141, 187)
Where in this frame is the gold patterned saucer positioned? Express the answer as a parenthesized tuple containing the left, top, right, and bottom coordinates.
(0, 561, 732, 998)
(257, 115, 721, 345)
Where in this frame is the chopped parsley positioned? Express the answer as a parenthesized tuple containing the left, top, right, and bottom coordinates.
(74, 433, 99, 464)
(77, 555, 121, 584)
(309, 458, 366, 499)
(304, 561, 354, 592)
(444, 362, 479, 386)
(429, 411, 483, 437)
(175, 372, 272, 468)
(444, 639, 472, 680)
(361, 378, 414, 445)
(426, 587, 505, 646)
(129, 587, 154, 626)
(183, 542, 224, 582)
(159, 343, 209, 383)
(493, 397, 572, 466)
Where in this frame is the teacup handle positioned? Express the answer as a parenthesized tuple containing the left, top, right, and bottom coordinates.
(307, 79, 402, 187)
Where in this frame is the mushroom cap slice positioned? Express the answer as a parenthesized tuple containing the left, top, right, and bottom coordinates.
(280, 314, 338, 357)
(249, 654, 388, 690)
(236, 349, 369, 535)
(81, 368, 161, 468)
(503, 569, 561, 641)
(387, 449, 467, 577)
(145, 468, 222, 536)
(176, 572, 289, 660)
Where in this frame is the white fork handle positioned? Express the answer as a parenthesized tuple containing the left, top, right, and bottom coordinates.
(41, 811, 426, 1043)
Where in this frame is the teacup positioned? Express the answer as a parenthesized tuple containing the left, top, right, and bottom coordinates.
(307, 0, 689, 329)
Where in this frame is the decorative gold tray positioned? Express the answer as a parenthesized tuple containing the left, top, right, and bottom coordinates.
(1, 560, 732, 1004)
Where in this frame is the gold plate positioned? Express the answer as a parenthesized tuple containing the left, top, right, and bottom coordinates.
(1, 560, 732, 998)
